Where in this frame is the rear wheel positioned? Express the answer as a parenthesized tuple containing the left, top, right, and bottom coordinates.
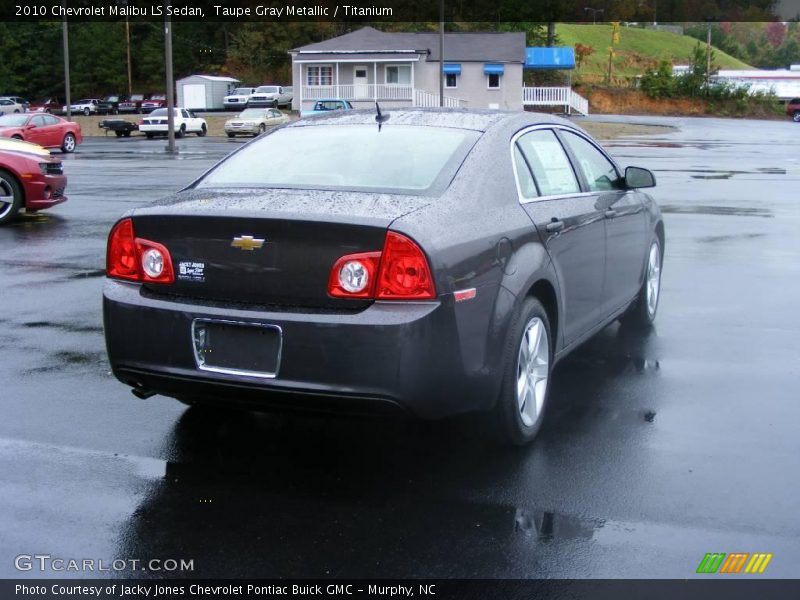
(61, 132, 76, 153)
(0, 169, 23, 226)
(11, 134, 23, 141)
(123, 131, 131, 137)
(83, 107, 90, 116)
(793, 111, 800, 122)
(492, 298, 552, 446)
(145, 132, 154, 139)
(115, 131, 124, 137)
(175, 124, 185, 139)
(197, 124, 207, 137)
(623, 238, 662, 328)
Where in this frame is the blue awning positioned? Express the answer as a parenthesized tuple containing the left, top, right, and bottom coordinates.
(524, 47, 576, 70)
(484, 63, 505, 75)
(443, 63, 462, 75)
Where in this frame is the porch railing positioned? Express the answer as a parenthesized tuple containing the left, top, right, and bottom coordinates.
(522, 86, 589, 115)
(412, 89, 465, 108)
(302, 84, 412, 101)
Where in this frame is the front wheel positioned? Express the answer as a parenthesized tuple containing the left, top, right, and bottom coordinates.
(226, 132, 235, 138)
(83, 108, 90, 116)
(197, 124, 207, 137)
(623, 238, 662, 328)
(793, 111, 800, 123)
(11, 134, 23, 141)
(492, 298, 552, 446)
(0, 169, 23, 226)
(145, 132, 154, 139)
(115, 131, 124, 137)
(61, 132, 76, 153)
(258, 123, 266, 135)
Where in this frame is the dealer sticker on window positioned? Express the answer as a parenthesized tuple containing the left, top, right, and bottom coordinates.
(178, 261, 205, 282)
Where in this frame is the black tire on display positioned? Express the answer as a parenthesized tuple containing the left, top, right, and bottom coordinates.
(622, 237, 663, 328)
(0, 169, 23, 226)
(61, 132, 76, 153)
(492, 297, 553, 446)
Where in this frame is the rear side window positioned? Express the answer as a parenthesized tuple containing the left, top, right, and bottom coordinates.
(197, 124, 479, 194)
(516, 129, 580, 196)
(513, 146, 538, 198)
(560, 131, 622, 192)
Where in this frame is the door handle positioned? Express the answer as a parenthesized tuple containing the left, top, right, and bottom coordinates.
(545, 219, 564, 233)
(605, 209, 617, 218)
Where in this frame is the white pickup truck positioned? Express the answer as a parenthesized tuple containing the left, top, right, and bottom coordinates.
(138, 108, 207, 138)
(247, 85, 293, 108)
(223, 87, 256, 111)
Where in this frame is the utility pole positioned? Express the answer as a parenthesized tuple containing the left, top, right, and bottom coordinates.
(62, 5, 71, 119)
(126, 18, 132, 96)
(164, 0, 175, 153)
(706, 24, 711, 95)
(438, 0, 444, 107)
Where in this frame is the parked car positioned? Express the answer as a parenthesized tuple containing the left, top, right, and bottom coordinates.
(140, 95, 166, 114)
(119, 94, 146, 114)
(300, 99, 354, 117)
(223, 87, 256, 111)
(0, 98, 26, 115)
(248, 85, 292, 108)
(224, 108, 290, 137)
(64, 99, 100, 116)
(0, 113, 82, 153)
(102, 109, 663, 446)
(28, 97, 66, 114)
(0, 145, 67, 225)
(98, 95, 126, 115)
(138, 108, 207, 138)
(99, 119, 138, 137)
(787, 97, 800, 122)
(2, 96, 30, 111)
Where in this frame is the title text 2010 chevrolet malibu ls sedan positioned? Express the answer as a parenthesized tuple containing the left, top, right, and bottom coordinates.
(103, 109, 663, 445)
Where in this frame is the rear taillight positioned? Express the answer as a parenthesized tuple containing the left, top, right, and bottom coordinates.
(327, 232, 435, 300)
(106, 218, 174, 284)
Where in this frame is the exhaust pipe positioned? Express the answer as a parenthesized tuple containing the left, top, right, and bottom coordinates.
(131, 386, 156, 400)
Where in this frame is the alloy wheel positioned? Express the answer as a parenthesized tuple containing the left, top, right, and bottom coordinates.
(646, 242, 661, 317)
(0, 175, 17, 220)
(516, 317, 549, 428)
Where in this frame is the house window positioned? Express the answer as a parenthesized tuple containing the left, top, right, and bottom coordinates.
(385, 65, 411, 85)
(488, 73, 501, 89)
(445, 73, 458, 88)
(306, 65, 333, 86)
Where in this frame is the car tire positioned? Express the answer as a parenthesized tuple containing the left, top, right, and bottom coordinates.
(123, 131, 131, 137)
(197, 124, 207, 137)
(0, 169, 23, 226)
(226, 133, 235, 138)
(145, 133, 154, 139)
(115, 131, 124, 137)
(83, 108, 90, 116)
(61, 132, 76, 153)
(622, 237, 663, 328)
(492, 297, 553, 446)
(11, 135, 23, 141)
(13, 109, 20, 113)
(272, 100, 278, 108)
(258, 124, 266, 134)
(794, 111, 800, 123)
(175, 125, 185, 139)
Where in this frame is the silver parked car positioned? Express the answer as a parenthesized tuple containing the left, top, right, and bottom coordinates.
(224, 108, 290, 137)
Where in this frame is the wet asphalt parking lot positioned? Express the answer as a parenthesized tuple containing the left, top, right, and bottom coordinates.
(1, 116, 798, 579)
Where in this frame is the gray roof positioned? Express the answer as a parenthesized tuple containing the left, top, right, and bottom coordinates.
(287, 108, 569, 132)
(292, 27, 525, 64)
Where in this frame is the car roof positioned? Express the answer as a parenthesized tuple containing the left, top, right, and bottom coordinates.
(290, 107, 573, 133)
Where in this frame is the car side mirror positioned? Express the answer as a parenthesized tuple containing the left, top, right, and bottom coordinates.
(625, 166, 656, 189)
(25, 123, 36, 129)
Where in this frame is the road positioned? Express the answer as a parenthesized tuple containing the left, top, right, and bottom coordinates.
(1, 118, 798, 579)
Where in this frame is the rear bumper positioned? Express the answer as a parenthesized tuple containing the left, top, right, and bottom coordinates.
(23, 174, 67, 211)
(103, 279, 508, 419)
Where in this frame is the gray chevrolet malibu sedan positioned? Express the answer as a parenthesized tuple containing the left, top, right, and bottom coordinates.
(103, 109, 663, 445)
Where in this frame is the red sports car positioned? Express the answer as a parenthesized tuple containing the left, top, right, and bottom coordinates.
(0, 113, 82, 153)
(0, 145, 67, 225)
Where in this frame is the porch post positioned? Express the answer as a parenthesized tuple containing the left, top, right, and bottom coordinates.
(298, 63, 303, 110)
(373, 63, 378, 101)
(411, 61, 415, 104)
(336, 63, 340, 99)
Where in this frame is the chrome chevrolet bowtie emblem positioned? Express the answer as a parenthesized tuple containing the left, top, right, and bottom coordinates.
(231, 235, 265, 251)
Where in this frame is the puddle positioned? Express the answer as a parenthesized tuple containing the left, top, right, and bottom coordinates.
(697, 233, 766, 244)
(22, 321, 103, 334)
(514, 508, 605, 542)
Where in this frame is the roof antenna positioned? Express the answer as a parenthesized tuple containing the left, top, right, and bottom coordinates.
(375, 102, 390, 132)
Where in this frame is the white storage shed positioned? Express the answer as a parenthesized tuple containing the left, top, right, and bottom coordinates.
(176, 75, 240, 110)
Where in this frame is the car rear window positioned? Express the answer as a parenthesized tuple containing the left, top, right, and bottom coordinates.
(196, 124, 479, 194)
